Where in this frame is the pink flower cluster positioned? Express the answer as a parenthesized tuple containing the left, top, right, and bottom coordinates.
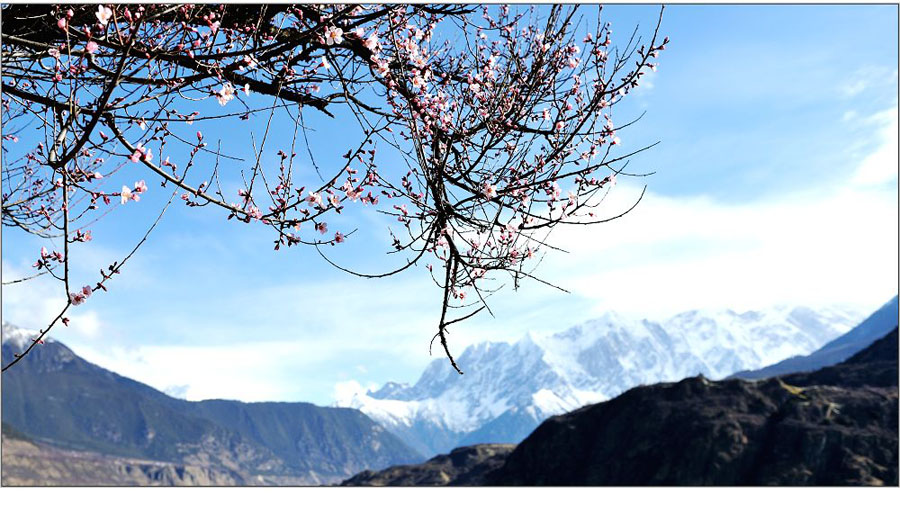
(121, 180, 147, 204)
(69, 285, 93, 306)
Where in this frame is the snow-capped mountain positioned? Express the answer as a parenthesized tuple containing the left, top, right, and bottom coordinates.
(1, 323, 43, 351)
(336, 305, 865, 456)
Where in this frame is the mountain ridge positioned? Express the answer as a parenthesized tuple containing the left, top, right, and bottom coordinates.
(730, 295, 898, 380)
(337, 304, 866, 456)
(1, 326, 423, 484)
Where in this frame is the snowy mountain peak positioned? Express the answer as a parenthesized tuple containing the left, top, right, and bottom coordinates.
(1, 323, 43, 351)
(339, 304, 867, 457)
(367, 381, 412, 400)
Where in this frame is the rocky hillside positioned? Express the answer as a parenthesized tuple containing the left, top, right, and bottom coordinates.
(1, 326, 422, 485)
(338, 305, 865, 456)
(341, 444, 515, 486)
(343, 328, 899, 486)
(2, 423, 247, 486)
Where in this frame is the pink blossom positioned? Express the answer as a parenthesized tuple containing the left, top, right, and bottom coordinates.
(216, 83, 235, 106)
(130, 145, 151, 163)
(321, 56, 331, 70)
(334, 232, 345, 243)
(374, 59, 390, 76)
(550, 182, 561, 200)
(82, 285, 92, 297)
(317, 222, 328, 234)
(69, 293, 85, 306)
(342, 181, 361, 201)
(57, 18, 67, 31)
(483, 182, 496, 199)
(86, 41, 99, 54)
(411, 54, 427, 68)
(133, 180, 147, 193)
(365, 33, 379, 52)
(555, 121, 565, 131)
(96, 5, 113, 26)
(307, 191, 323, 206)
(121, 185, 133, 204)
(324, 26, 344, 45)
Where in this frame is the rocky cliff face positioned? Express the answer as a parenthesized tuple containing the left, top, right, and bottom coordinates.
(343, 328, 899, 486)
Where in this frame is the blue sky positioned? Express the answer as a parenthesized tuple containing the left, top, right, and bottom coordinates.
(2, 4, 898, 405)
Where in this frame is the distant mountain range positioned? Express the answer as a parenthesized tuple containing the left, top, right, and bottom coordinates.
(343, 327, 899, 486)
(731, 296, 899, 380)
(337, 304, 868, 456)
(1, 324, 422, 485)
(3, 297, 895, 486)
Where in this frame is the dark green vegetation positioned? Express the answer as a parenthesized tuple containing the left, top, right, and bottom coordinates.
(1, 340, 422, 484)
(344, 329, 899, 486)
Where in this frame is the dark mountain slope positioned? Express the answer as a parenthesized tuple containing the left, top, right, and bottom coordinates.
(178, 399, 418, 477)
(732, 296, 898, 380)
(1, 335, 422, 483)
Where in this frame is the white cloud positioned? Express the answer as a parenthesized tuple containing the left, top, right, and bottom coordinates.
(163, 384, 190, 399)
(539, 181, 897, 318)
(1, 262, 104, 340)
(852, 106, 898, 186)
(839, 66, 898, 97)
(72, 339, 352, 402)
(333, 379, 378, 404)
